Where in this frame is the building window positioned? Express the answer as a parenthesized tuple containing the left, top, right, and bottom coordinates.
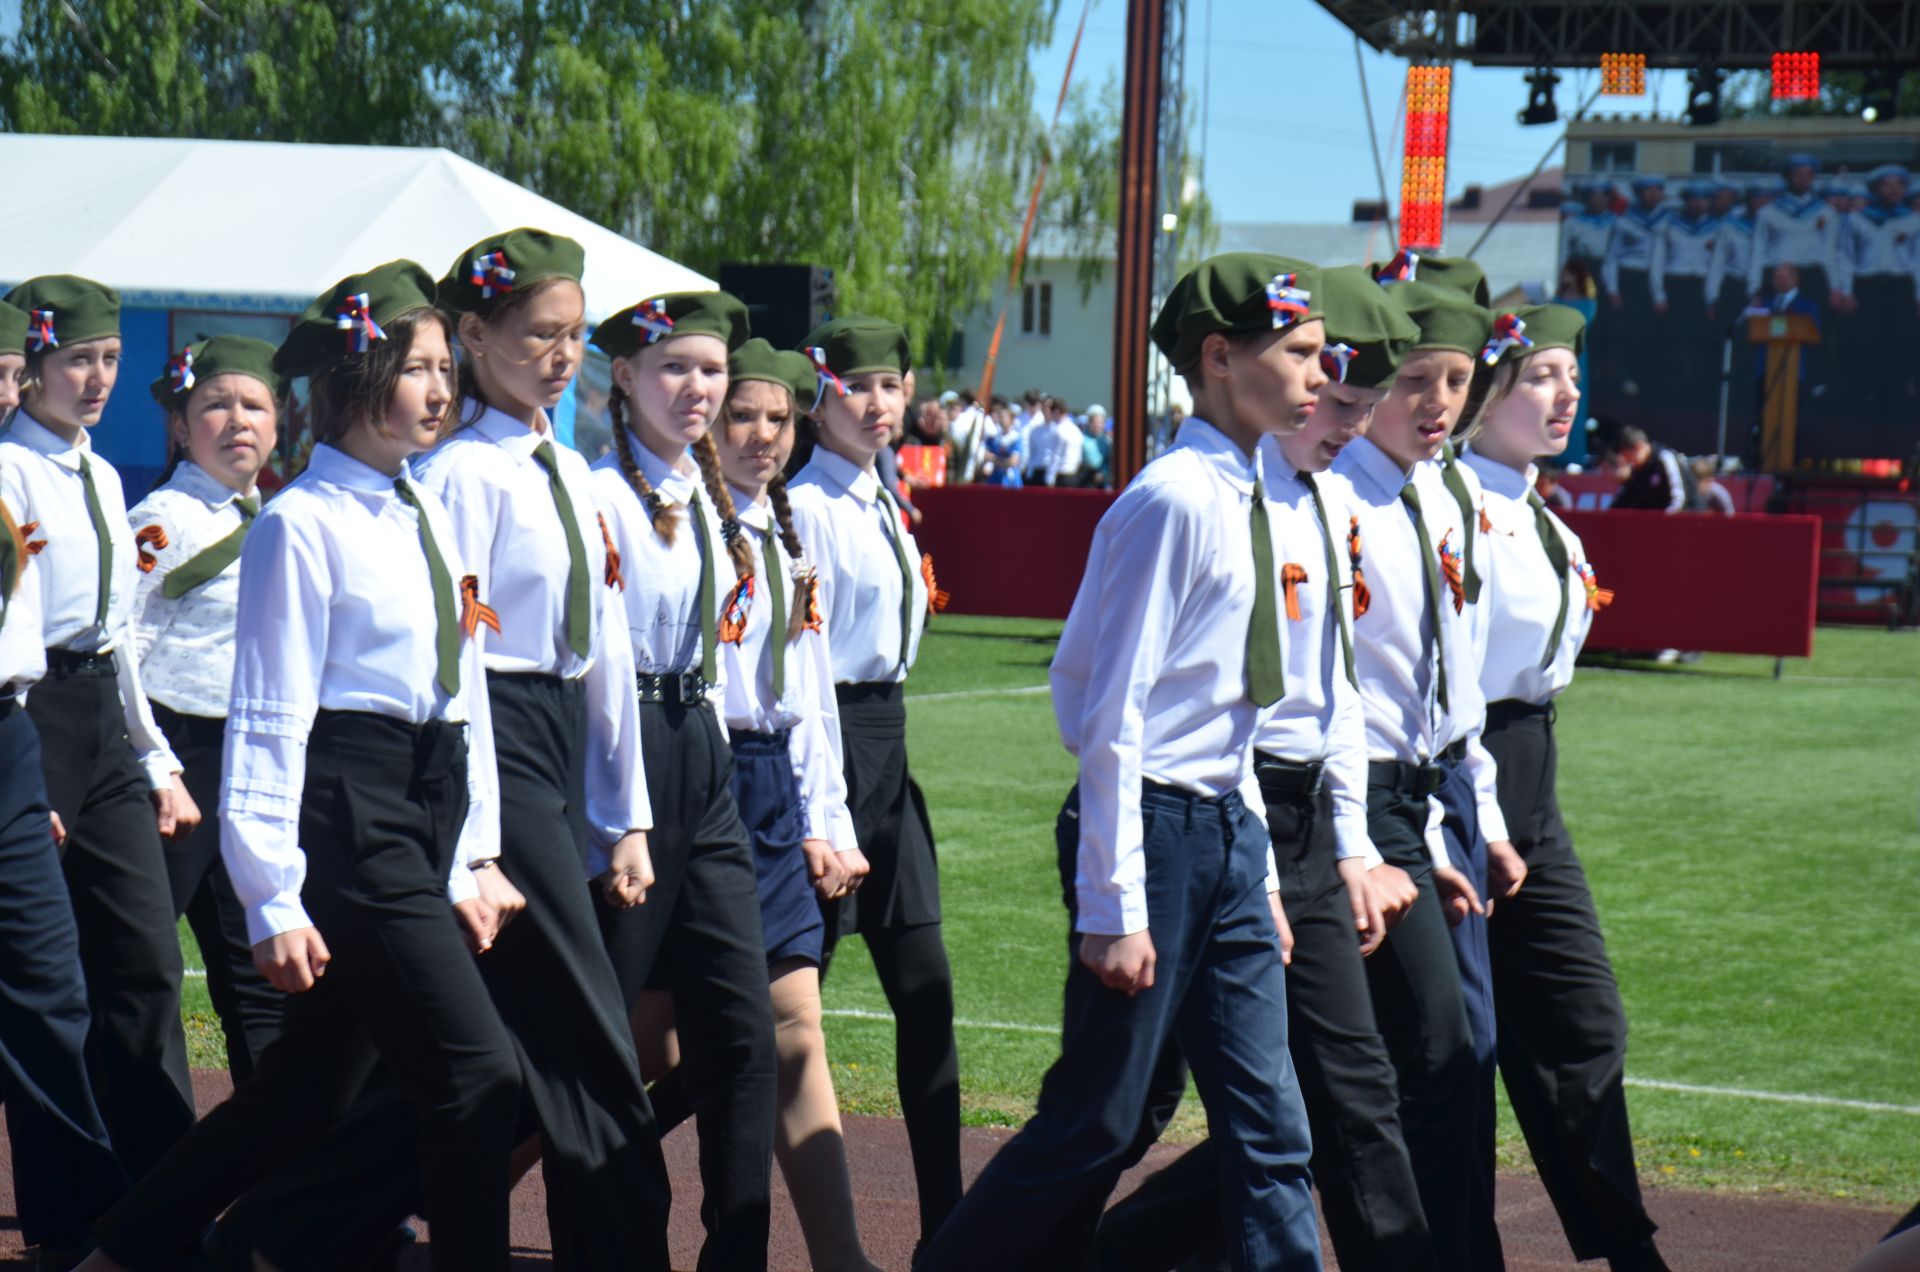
(1590, 141, 1637, 173)
(1021, 280, 1052, 336)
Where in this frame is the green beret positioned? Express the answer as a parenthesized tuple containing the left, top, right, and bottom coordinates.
(591, 291, 750, 359)
(1317, 266, 1421, 390)
(728, 338, 817, 406)
(4, 275, 120, 351)
(1373, 250, 1491, 309)
(273, 260, 439, 378)
(799, 316, 912, 381)
(1375, 280, 1492, 358)
(0, 300, 27, 357)
(1151, 253, 1324, 371)
(1483, 304, 1587, 367)
(150, 335, 288, 410)
(437, 227, 586, 315)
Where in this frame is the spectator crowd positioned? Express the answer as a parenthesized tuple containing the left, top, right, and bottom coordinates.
(898, 386, 1115, 495)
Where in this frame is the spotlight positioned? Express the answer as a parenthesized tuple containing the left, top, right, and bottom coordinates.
(1601, 53, 1647, 96)
(1520, 68, 1561, 126)
(1861, 69, 1900, 123)
(1772, 52, 1820, 101)
(1685, 67, 1723, 126)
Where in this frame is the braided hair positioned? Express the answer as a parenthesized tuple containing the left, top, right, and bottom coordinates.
(690, 431, 755, 584)
(765, 470, 813, 640)
(608, 385, 681, 541)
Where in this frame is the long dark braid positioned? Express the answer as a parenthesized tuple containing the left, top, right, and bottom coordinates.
(609, 385, 680, 542)
(691, 431, 755, 583)
(766, 469, 813, 640)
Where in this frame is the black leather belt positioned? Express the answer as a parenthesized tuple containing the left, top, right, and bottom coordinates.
(46, 647, 114, 677)
(1488, 698, 1555, 726)
(636, 670, 710, 706)
(0, 694, 17, 722)
(1369, 738, 1469, 796)
(1253, 752, 1325, 798)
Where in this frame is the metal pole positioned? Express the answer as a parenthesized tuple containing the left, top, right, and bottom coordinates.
(1354, 37, 1398, 243)
(1111, 0, 1166, 489)
(1716, 329, 1733, 460)
(1467, 83, 1604, 260)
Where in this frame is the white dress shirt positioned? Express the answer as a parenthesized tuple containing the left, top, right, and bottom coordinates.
(1051, 417, 1280, 937)
(0, 510, 46, 695)
(1462, 449, 1598, 705)
(1750, 193, 1842, 292)
(720, 486, 857, 853)
(220, 443, 500, 944)
(128, 461, 251, 719)
(786, 445, 929, 685)
(417, 406, 652, 846)
(1253, 439, 1379, 868)
(1044, 417, 1085, 485)
(0, 411, 181, 788)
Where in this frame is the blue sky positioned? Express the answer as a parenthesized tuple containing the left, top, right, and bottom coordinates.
(1030, 0, 1685, 224)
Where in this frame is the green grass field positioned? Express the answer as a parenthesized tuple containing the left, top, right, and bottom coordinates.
(179, 619, 1920, 1207)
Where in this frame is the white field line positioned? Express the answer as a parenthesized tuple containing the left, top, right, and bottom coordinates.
(906, 683, 1052, 703)
(823, 1007, 1920, 1115)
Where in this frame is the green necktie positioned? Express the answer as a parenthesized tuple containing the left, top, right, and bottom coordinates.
(1246, 476, 1285, 707)
(1302, 474, 1357, 690)
(77, 455, 114, 626)
(394, 480, 461, 697)
(1529, 488, 1572, 670)
(162, 495, 259, 600)
(1439, 445, 1484, 604)
(689, 489, 718, 684)
(759, 524, 788, 701)
(876, 490, 915, 672)
(0, 501, 21, 635)
(531, 441, 592, 660)
(1399, 482, 1450, 714)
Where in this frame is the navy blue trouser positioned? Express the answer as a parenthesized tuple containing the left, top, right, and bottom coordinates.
(917, 782, 1320, 1272)
(0, 701, 128, 1247)
(1435, 752, 1503, 1271)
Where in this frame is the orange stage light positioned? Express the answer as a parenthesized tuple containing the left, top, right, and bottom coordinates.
(1600, 53, 1647, 96)
(1771, 52, 1820, 100)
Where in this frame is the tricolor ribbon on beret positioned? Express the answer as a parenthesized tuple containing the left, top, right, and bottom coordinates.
(806, 346, 847, 410)
(1378, 249, 1419, 284)
(168, 346, 196, 395)
(1320, 342, 1357, 384)
(469, 250, 516, 299)
(1480, 312, 1533, 365)
(27, 308, 57, 352)
(632, 298, 675, 342)
(335, 293, 387, 353)
(1266, 274, 1311, 330)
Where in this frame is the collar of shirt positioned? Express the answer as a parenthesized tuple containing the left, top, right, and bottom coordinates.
(808, 443, 885, 505)
(1173, 416, 1260, 497)
(727, 484, 774, 533)
(627, 432, 699, 507)
(1259, 434, 1309, 490)
(1341, 433, 1412, 501)
(8, 409, 91, 471)
(304, 441, 408, 495)
(467, 403, 553, 457)
(1459, 446, 1533, 501)
(170, 459, 252, 510)
(1776, 288, 1799, 310)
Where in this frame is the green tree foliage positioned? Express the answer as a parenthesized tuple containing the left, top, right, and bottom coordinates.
(1, 0, 1064, 377)
(1722, 69, 1920, 123)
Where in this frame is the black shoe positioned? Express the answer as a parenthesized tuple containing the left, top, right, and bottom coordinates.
(1608, 1238, 1673, 1272)
(362, 1223, 420, 1272)
(31, 1240, 94, 1272)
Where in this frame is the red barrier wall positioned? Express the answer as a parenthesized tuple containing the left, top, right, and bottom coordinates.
(917, 486, 1821, 658)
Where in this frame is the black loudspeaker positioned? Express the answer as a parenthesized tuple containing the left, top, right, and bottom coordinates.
(717, 263, 837, 349)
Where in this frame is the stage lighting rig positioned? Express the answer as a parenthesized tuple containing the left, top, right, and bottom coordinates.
(1685, 67, 1723, 126)
(1860, 69, 1901, 123)
(1520, 68, 1560, 126)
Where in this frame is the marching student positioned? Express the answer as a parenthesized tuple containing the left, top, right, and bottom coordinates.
(784, 316, 962, 1251)
(1331, 264, 1496, 1272)
(590, 289, 779, 1272)
(685, 336, 884, 1272)
(1652, 180, 1721, 414)
(0, 275, 199, 1184)
(1460, 305, 1670, 1272)
(80, 261, 527, 1272)
(1087, 264, 1438, 1272)
(918, 254, 1327, 1272)
(129, 335, 289, 1083)
(0, 297, 130, 1272)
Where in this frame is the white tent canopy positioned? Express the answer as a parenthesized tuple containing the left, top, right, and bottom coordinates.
(0, 134, 713, 321)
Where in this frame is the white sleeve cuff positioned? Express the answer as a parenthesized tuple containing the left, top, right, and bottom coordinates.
(245, 892, 315, 946)
(446, 861, 480, 906)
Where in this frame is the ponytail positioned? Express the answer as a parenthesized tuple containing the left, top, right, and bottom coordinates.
(609, 386, 681, 542)
(691, 431, 754, 583)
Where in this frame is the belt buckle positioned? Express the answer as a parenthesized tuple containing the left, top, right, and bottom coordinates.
(676, 672, 706, 705)
(1305, 764, 1326, 796)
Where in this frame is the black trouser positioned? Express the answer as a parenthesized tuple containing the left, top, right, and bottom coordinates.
(27, 654, 196, 1184)
(222, 674, 675, 1272)
(1848, 274, 1919, 436)
(1092, 762, 1435, 1272)
(827, 681, 961, 1244)
(152, 703, 285, 1083)
(1364, 762, 1477, 1272)
(599, 696, 776, 1272)
(1484, 702, 1655, 1262)
(91, 711, 523, 1272)
(1662, 275, 1712, 417)
(0, 698, 129, 1248)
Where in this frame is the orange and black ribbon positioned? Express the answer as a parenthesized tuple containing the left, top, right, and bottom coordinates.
(1437, 529, 1467, 615)
(921, 553, 950, 614)
(718, 576, 753, 645)
(803, 570, 824, 633)
(1576, 561, 1615, 612)
(1347, 516, 1370, 618)
(598, 513, 625, 591)
(1281, 563, 1308, 621)
(459, 574, 501, 638)
(135, 523, 169, 573)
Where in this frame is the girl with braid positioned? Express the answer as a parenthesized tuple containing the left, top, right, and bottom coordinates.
(588, 290, 779, 1272)
(785, 317, 961, 1254)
